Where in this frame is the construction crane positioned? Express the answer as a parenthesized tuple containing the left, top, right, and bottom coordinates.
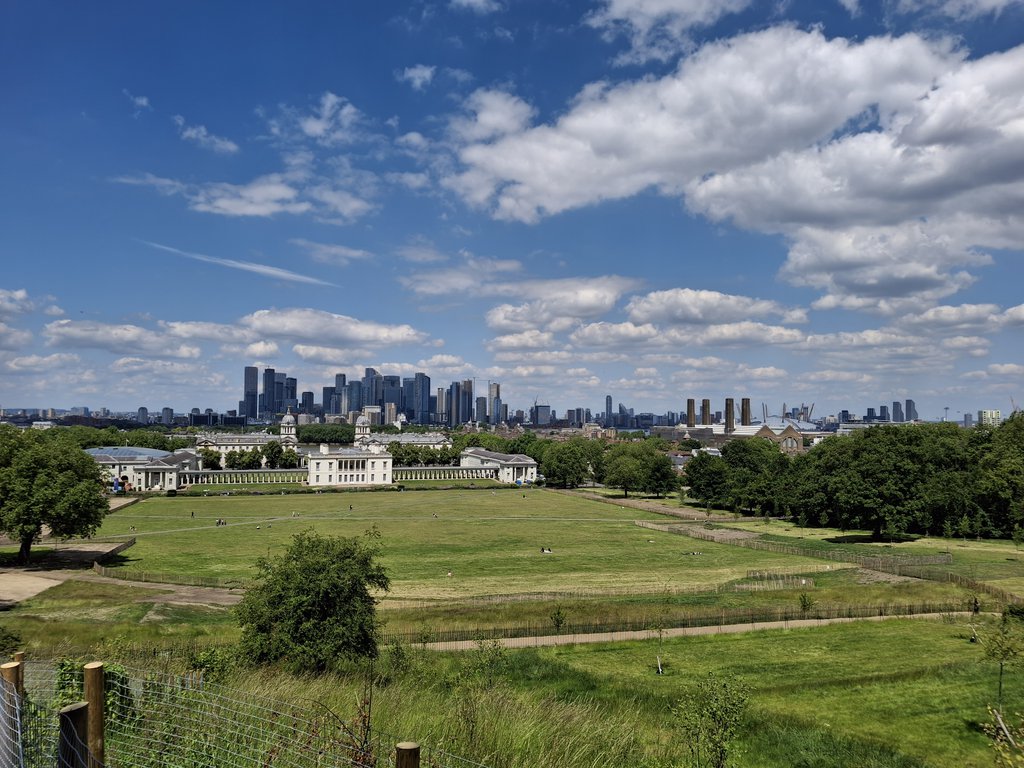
(1012, 397, 1020, 414)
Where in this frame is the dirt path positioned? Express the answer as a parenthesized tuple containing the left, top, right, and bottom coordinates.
(425, 612, 971, 650)
(0, 567, 243, 607)
(548, 488, 757, 522)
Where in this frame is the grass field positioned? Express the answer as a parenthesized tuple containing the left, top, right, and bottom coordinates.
(96, 488, 838, 599)
(8, 488, 1024, 766)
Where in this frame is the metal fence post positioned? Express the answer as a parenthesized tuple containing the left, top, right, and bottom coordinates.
(83, 662, 105, 768)
(396, 741, 420, 768)
(59, 701, 89, 768)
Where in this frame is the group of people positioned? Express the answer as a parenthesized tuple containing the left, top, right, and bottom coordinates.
(215, 518, 227, 527)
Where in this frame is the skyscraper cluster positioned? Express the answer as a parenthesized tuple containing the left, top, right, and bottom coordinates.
(241, 366, 508, 427)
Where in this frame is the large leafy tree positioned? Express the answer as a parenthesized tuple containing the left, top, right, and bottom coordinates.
(0, 425, 108, 563)
(237, 529, 390, 671)
(541, 439, 592, 488)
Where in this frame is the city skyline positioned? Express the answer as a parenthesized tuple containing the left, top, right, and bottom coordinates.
(1, 1, 1022, 421)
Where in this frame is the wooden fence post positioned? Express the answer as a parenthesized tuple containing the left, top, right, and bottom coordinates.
(11, 652, 24, 695)
(59, 701, 89, 768)
(0, 661, 21, 698)
(0, 661, 23, 768)
(396, 741, 420, 768)
(83, 662, 105, 768)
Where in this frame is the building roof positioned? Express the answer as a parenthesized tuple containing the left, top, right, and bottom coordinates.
(461, 446, 537, 465)
(86, 446, 171, 461)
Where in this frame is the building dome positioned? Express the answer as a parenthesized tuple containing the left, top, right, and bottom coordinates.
(356, 415, 370, 427)
(280, 412, 296, 426)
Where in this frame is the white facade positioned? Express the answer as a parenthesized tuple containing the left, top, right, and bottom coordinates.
(307, 443, 393, 487)
(88, 447, 200, 491)
(459, 447, 538, 484)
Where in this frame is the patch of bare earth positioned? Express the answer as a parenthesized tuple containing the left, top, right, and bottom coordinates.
(856, 568, 918, 584)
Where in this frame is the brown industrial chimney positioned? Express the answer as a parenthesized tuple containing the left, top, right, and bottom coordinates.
(686, 398, 696, 428)
(725, 398, 735, 432)
(741, 397, 751, 426)
(701, 398, 711, 426)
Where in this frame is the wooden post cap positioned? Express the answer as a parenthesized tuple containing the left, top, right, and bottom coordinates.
(84, 661, 104, 670)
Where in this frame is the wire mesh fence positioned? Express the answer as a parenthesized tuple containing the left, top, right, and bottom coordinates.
(15, 662, 484, 768)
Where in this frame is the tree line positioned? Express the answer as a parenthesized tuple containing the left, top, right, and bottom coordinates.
(686, 414, 1024, 539)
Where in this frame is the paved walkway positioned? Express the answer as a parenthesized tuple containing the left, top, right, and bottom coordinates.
(424, 612, 971, 650)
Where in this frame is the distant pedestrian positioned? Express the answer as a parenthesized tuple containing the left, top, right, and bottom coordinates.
(191, 510, 194, 518)
(447, 570, 453, 578)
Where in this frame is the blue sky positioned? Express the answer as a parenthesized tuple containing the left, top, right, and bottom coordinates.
(1, 0, 1022, 421)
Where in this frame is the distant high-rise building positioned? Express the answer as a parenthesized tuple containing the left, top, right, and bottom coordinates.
(476, 396, 488, 424)
(892, 401, 904, 423)
(488, 382, 501, 424)
(978, 409, 1002, 427)
(362, 368, 383, 410)
(136, 407, 149, 424)
(963, 413, 974, 428)
(334, 373, 347, 392)
(491, 396, 503, 425)
(533, 404, 551, 425)
(300, 391, 314, 413)
(322, 386, 336, 415)
(605, 395, 612, 425)
(905, 399, 918, 421)
(243, 366, 258, 420)
(866, 407, 877, 421)
(413, 372, 431, 424)
(839, 409, 850, 423)
(161, 407, 174, 425)
(284, 377, 298, 408)
(262, 367, 276, 418)
(879, 405, 890, 421)
(345, 381, 363, 414)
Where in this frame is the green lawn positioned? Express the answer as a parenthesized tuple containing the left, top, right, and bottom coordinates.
(97, 489, 833, 599)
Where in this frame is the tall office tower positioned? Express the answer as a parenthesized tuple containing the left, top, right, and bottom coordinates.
(413, 372, 431, 425)
(382, 375, 403, 415)
(701, 398, 711, 426)
(839, 409, 850, 423)
(335, 373, 347, 392)
(740, 398, 751, 426)
(345, 381, 363, 413)
(978, 409, 1002, 427)
(300, 391, 314, 413)
(963, 413, 974, 428)
(491, 396, 502, 425)
(447, 381, 462, 426)
(436, 387, 447, 424)
(605, 395, 612, 425)
(362, 368, 383, 410)
(284, 377, 298, 408)
(488, 382, 501, 422)
(322, 386, 336, 415)
(460, 380, 474, 424)
(687, 398, 696, 428)
(243, 366, 259, 420)
(402, 378, 415, 419)
(534, 404, 551, 425)
(476, 396, 488, 424)
(262, 367, 276, 418)
(725, 398, 735, 431)
(892, 401, 904, 422)
(866, 407, 877, 421)
(905, 399, 918, 421)
(274, 373, 286, 414)
(137, 407, 149, 424)
(161, 406, 174, 425)
(879, 405, 890, 421)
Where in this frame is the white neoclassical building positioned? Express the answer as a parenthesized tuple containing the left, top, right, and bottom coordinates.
(194, 410, 299, 467)
(459, 447, 538, 484)
(87, 446, 200, 491)
(307, 443, 393, 488)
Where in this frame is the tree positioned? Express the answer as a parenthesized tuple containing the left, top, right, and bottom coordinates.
(236, 528, 390, 671)
(674, 672, 749, 768)
(279, 448, 300, 469)
(261, 440, 283, 469)
(542, 440, 591, 488)
(603, 453, 643, 497)
(197, 448, 222, 471)
(985, 616, 1024, 714)
(0, 425, 108, 563)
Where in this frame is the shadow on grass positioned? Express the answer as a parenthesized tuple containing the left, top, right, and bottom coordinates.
(825, 534, 920, 545)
